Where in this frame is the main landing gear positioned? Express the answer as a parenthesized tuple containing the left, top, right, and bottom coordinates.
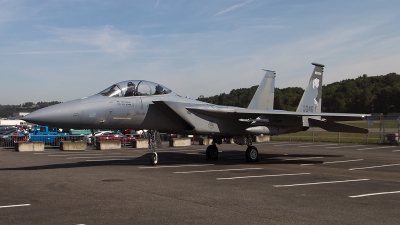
(246, 146, 258, 163)
(146, 133, 259, 165)
(206, 143, 218, 160)
(205, 136, 259, 163)
(245, 135, 258, 163)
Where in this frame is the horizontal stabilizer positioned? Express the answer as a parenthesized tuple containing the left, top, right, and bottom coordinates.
(309, 118, 368, 134)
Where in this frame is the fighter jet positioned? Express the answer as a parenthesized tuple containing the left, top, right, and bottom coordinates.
(24, 63, 369, 165)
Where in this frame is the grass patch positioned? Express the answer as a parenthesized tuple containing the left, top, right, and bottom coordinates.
(343, 120, 400, 129)
(271, 131, 382, 144)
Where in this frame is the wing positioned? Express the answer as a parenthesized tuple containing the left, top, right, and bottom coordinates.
(185, 106, 369, 121)
(186, 106, 370, 134)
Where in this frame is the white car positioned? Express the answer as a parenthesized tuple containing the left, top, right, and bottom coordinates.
(84, 131, 113, 145)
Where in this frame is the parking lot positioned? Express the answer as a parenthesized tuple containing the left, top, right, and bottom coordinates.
(1, 141, 400, 224)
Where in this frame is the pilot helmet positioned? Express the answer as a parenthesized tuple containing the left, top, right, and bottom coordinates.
(127, 82, 134, 87)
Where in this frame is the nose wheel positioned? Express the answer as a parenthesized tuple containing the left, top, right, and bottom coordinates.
(148, 130, 160, 166)
(150, 152, 158, 166)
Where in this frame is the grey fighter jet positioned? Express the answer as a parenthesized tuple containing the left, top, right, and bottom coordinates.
(24, 63, 369, 165)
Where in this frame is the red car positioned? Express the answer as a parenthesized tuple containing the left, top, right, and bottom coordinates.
(96, 131, 135, 146)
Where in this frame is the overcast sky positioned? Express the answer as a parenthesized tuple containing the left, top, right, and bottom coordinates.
(1, 0, 399, 105)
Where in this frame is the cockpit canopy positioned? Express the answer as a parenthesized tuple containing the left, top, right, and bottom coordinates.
(98, 80, 173, 97)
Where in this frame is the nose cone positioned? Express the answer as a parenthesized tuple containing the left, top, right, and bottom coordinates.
(24, 99, 83, 128)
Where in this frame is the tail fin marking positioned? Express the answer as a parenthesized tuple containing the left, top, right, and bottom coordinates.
(296, 63, 324, 113)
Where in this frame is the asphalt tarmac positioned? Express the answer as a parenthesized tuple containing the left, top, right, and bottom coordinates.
(1, 141, 400, 225)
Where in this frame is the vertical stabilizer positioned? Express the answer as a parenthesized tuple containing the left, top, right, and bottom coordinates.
(296, 63, 324, 113)
(247, 70, 276, 110)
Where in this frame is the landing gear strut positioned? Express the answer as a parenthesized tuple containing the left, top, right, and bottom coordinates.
(148, 130, 158, 166)
(245, 136, 258, 163)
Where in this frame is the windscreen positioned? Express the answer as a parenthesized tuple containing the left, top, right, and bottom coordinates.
(97, 80, 173, 97)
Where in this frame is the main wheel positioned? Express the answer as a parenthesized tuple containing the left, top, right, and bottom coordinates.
(246, 146, 258, 162)
(150, 152, 158, 166)
(206, 145, 218, 160)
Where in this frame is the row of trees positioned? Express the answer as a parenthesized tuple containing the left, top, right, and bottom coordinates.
(198, 73, 400, 114)
(0, 102, 61, 118)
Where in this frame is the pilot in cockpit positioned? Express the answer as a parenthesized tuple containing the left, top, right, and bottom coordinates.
(124, 82, 136, 97)
(154, 85, 164, 95)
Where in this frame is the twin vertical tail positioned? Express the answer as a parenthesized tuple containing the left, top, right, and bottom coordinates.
(247, 70, 276, 110)
(248, 63, 324, 113)
(296, 63, 324, 113)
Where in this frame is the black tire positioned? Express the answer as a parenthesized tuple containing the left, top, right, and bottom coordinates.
(206, 145, 218, 160)
(246, 146, 258, 163)
(150, 152, 158, 166)
(54, 138, 61, 146)
(54, 137, 66, 146)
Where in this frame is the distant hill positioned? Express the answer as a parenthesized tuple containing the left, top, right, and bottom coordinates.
(0, 102, 61, 118)
(197, 73, 400, 114)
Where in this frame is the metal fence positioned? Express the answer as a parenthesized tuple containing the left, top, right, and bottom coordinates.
(0, 134, 142, 148)
(271, 116, 400, 145)
(1, 116, 400, 148)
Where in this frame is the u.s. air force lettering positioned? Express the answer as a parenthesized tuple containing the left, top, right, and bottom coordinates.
(303, 105, 314, 113)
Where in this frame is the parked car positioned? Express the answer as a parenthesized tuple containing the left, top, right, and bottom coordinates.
(69, 129, 101, 141)
(84, 130, 113, 145)
(96, 131, 136, 146)
(0, 125, 17, 134)
(84, 130, 135, 145)
(0, 130, 26, 147)
(29, 125, 69, 146)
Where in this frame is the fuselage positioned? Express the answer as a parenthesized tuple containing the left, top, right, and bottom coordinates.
(23, 79, 305, 136)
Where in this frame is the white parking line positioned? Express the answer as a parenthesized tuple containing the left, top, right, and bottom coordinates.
(357, 146, 397, 151)
(260, 156, 323, 163)
(297, 144, 338, 148)
(350, 190, 400, 198)
(0, 204, 30, 209)
(86, 158, 135, 162)
(159, 149, 206, 153)
(217, 172, 310, 180)
(67, 155, 135, 159)
(139, 164, 214, 169)
(255, 142, 288, 145)
(301, 159, 364, 166)
(112, 161, 191, 165)
(273, 144, 302, 146)
(174, 168, 262, 174)
(326, 145, 365, 149)
(349, 163, 400, 170)
(282, 157, 323, 161)
(34, 152, 95, 155)
(273, 179, 369, 187)
(48, 154, 119, 157)
(393, 150, 400, 152)
(124, 148, 204, 153)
